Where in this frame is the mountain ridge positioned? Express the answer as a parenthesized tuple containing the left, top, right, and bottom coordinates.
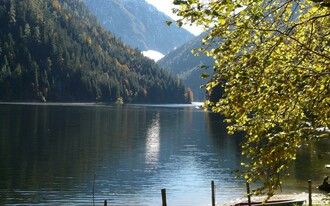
(159, 32, 214, 101)
(83, 0, 195, 55)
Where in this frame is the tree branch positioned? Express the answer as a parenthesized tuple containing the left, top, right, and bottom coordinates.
(243, 26, 330, 61)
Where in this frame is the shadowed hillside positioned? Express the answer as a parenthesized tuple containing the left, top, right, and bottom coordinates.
(0, 0, 191, 103)
(158, 32, 214, 101)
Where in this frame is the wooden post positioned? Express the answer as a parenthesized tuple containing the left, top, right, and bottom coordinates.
(161, 188, 167, 206)
(93, 173, 96, 206)
(104, 200, 107, 206)
(246, 182, 251, 206)
(308, 179, 312, 206)
(211, 180, 216, 206)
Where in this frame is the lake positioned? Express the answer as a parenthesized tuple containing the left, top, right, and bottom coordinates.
(0, 103, 329, 206)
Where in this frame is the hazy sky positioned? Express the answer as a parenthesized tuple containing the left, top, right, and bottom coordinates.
(145, 0, 203, 36)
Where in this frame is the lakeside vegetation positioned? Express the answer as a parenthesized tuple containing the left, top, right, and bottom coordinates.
(173, 0, 330, 199)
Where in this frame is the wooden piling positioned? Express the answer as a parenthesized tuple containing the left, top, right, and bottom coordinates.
(93, 173, 96, 206)
(104, 200, 107, 206)
(246, 182, 251, 206)
(211, 180, 216, 206)
(308, 179, 312, 206)
(161, 188, 167, 206)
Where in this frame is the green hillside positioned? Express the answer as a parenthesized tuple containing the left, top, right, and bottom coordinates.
(0, 0, 190, 103)
(158, 32, 214, 101)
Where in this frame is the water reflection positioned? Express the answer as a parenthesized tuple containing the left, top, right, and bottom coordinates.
(145, 113, 160, 166)
(205, 111, 330, 195)
(0, 104, 329, 205)
(285, 139, 330, 191)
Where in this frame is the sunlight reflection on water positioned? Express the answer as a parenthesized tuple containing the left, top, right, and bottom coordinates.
(145, 113, 161, 166)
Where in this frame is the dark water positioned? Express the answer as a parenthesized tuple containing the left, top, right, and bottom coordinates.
(0, 103, 329, 206)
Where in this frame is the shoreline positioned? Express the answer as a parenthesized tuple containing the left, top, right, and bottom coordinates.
(218, 192, 330, 206)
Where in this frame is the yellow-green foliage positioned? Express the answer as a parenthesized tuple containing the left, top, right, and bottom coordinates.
(173, 0, 330, 198)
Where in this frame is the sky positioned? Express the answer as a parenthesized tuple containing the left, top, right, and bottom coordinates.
(145, 0, 203, 36)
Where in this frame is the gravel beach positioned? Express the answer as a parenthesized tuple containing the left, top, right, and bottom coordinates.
(218, 192, 330, 206)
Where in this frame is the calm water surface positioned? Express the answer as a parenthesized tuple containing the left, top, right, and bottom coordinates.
(0, 103, 329, 206)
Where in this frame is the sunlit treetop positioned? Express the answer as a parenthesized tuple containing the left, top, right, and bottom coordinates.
(172, 0, 330, 198)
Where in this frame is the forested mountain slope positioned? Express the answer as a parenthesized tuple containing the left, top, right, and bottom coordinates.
(0, 0, 190, 103)
(158, 32, 214, 101)
(83, 0, 195, 55)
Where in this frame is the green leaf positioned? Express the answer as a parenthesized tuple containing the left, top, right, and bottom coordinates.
(201, 73, 210, 78)
(166, 21, 172, 26)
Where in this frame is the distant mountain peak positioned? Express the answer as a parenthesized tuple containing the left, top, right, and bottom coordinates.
(83, 0, 194, 55)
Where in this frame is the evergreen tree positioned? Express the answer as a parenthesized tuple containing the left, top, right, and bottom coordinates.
(0, 0, 191, 103)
